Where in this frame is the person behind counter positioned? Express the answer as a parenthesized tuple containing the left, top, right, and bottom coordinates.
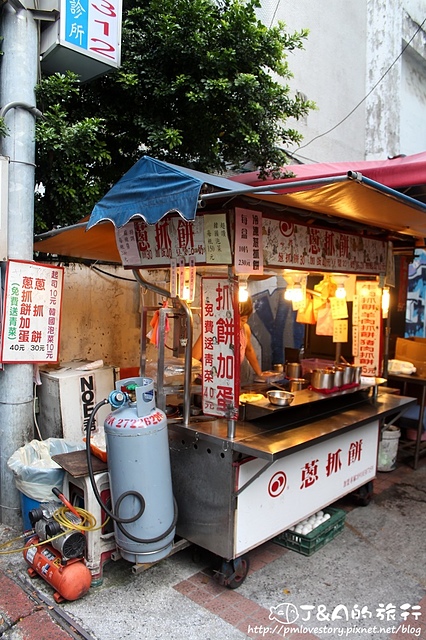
(192, 298, 266, 378)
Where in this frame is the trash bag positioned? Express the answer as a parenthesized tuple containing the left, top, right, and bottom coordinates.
(7, 438, 85, 502)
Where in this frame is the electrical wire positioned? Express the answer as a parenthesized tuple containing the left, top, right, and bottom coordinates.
(90, 263, 136, 282)
(33, 382, 43, 440)
(0, 505, 106, 555)
(268, 0, 282, 28)
(293, 16, 426, 155)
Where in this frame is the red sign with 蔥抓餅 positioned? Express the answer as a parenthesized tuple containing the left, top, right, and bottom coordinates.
(0, 260, 64, 364)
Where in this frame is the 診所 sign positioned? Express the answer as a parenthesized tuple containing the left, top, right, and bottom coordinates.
(40, 0, 122, 82)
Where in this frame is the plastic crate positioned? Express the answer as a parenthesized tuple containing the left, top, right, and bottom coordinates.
(274, 507, 346, 556)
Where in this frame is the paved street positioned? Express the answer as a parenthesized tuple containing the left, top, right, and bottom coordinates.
(0, 447, 425, 640)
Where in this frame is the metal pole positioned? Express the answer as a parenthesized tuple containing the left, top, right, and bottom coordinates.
(0, 3, 39, 527)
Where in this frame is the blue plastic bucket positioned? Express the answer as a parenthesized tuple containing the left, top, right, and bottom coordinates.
(20, 493, 43, 532)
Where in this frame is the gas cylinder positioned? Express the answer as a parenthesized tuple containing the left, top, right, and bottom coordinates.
(23, 535, 92, 603)
(104, 377, 176, 564)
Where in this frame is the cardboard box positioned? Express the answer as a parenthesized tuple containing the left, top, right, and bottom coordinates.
(395, 338, 426, 377)
(37, 361, 117, 443)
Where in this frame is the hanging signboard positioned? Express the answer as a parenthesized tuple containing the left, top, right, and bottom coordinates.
(40, 0, 122, 82)
(200, 277, 239, 418)
(234, 208, 263, 275)
(203, 213, 232, 264)
(114, 211, 387, 276)
(0, 260, 64, 364)
(353, 281, 381, 376)
(262, 219, 387, 274)
(116, 217, 207, 267)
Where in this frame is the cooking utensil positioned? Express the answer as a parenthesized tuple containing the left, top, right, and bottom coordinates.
(288, 378, 307, 392)
(351, 365, 362, 384)
(286, 362, 302, 379)
(332, 367, 344, 388)
(266, 390, 294, 406)
(341, 364, 354, 385)
(310, 369, 335, 390)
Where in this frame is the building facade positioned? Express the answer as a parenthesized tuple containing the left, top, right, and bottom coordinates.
(256, 0, 426, 163)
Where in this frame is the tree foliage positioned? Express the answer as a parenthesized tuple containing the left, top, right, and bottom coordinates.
(35, 0, 314, 233)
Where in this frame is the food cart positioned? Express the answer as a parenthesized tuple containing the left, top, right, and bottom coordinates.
(34, 156, 423, 586)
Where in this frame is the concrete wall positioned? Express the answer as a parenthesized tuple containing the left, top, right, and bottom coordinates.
(257, 0, 368, 163)
(257, 0, 426, 163)
(56, 264, 191, 369)
(56, 264, 142, 368)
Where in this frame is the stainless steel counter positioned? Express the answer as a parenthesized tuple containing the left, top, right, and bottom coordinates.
(168, 387, 416, 561)
(168, 388, 416, 462)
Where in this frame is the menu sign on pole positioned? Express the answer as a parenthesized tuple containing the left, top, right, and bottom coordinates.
(353, 281, 381, 376)
(0, 260, 64, 364)
(200, 277, 239, 418)
(234, 208, 263, 275)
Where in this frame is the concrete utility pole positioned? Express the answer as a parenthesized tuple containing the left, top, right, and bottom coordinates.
(0, 2, 39, 528)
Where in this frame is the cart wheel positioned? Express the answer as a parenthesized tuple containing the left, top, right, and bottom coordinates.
(218, 555, 250, 589)
(353, 480, 374, 506)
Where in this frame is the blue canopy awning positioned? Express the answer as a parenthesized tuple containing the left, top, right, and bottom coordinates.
(87, 155, 254, 229)
(87, 156, 205, 229)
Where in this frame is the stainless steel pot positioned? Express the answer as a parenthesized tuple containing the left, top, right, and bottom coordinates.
(286, 362, 302, 379)
(310, 368, 335, 390)
(332, 367, 344, 388)
(266, 390, 294, 406)
(351, 365, 362, 384)
(341, 364, 354, 385)
(288, 378, 307, 392)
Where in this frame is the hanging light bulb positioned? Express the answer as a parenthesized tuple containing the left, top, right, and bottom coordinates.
(283, 271, 294, 300)
(284, 287, 294, 301)
(335, 284, 347, 299)
(292, 282, 304, 302)
(238, 277, 249, 302)
(382, 287, 390, 318)
(181, 284, 192, 302)
(283, 270, 308, 303)
(332, 273, 348, 299)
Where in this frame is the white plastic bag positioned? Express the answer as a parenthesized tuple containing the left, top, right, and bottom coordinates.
(7, 438, 85, 502)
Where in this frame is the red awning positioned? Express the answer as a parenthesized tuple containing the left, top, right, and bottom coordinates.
(230, 152, 426, 193)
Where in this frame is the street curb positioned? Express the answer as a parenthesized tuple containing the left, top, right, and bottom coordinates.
(0, 569, 91, 640)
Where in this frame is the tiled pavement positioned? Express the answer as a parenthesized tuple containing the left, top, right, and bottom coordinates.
(0, 445, 425, 640)
(172, 457, 426, 640)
